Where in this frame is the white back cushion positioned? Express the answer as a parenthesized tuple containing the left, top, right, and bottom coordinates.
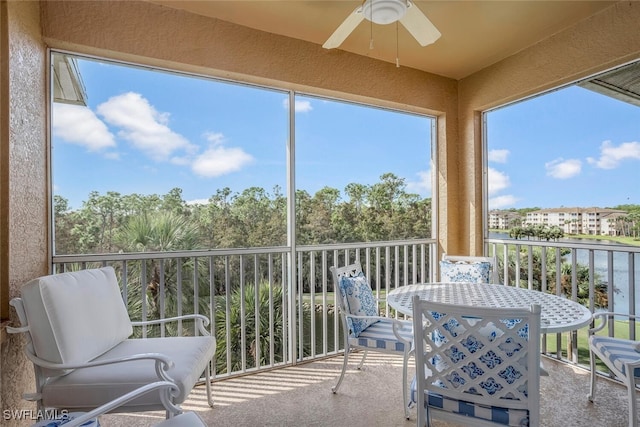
(21, 267, 132, 366)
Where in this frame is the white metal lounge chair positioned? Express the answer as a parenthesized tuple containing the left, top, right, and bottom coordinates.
(7, 267, 216, 418)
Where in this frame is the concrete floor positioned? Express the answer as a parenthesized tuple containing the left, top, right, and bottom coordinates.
(102, 353, 637, 426)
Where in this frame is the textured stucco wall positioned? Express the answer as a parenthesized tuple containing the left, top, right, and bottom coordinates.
(0, 0, 6, 421)
(1, 1, 48, 425)
(40, 1, 457, 116)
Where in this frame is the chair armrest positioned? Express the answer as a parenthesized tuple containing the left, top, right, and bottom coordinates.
(132, 314, 211, 335)
(589, 312, 638, 334)
(386, 317, 413, 347)
(24, 350, 176, 382)
(64, 381, 182, 427)
(626, 358, 640, 369)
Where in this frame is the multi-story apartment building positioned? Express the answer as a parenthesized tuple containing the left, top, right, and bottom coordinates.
(599, 210, 629, 236)
(524, 207, 583, 233)
(489, 207, 628, 235)
(488, 210, 522, 230)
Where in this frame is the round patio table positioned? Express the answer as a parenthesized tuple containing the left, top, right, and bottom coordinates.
(387, 282, 593, 334)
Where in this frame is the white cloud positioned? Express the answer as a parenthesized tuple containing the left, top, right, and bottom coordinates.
(490, 195, 519, 209)
(282, 98, 313, 113)
(186, 198, 209, 206)
(545, 158, 581, 179)
(191, 132, 254, 178)
(406, 170, 432, 195)
(488, 149, 509, 163)
(97, 92, 196, 161)
(488, 167, 510, 196)
(52, 103, 116, 151)
(586, 140, 640, 169)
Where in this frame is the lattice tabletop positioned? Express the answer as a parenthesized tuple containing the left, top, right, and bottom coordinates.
(387, 283, 593, 333)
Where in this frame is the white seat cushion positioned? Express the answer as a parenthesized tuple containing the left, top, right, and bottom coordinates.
(21, 267, 132, 372)
(42, 336, 216, 411)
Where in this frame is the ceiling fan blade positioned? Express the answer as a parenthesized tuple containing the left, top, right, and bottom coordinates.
(400, 2, 441, 47)
(323, 7, 365, 49)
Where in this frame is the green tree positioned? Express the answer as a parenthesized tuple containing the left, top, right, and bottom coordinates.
(53, 195, 76, 255)
(501, 247, 608, 309)
(214, 282, 284, 373)
(117, 211, 207, 331)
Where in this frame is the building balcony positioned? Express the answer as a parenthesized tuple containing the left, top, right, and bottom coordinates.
(5, 3, 640, 425)
(50, 238, 640, 426)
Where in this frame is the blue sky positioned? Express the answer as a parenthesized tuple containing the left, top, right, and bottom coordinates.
(487, 85, 640, 209)
(52, 57, 432, 209)
(52, 56, 640, 211)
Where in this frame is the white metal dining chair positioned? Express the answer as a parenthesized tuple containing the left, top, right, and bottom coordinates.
(588, 312, 640, 427)
(330, 261, 413, 418)
(410, 295, 541, 426)
(440, 253, 499, 283)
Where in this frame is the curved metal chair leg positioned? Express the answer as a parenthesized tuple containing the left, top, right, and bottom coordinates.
(357, 350, 368, 370)
(332, 347, 350, 394)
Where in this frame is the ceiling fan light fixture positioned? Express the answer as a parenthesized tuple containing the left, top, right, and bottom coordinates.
(362, 0, 408, 25)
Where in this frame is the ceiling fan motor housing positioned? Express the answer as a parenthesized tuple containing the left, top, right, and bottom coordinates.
(362, 0, 408, 25)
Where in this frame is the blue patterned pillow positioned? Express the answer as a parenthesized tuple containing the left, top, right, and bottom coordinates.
(338, 272, 379, 337)
(440, 260, 491, 283)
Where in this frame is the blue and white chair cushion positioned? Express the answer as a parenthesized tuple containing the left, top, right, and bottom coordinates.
(338, 272, 379, 337)
(410, 377, 530, 426)
(352, 319, 413, 351)
(440, 260, 491, 283)
(589, 336, 640, 378)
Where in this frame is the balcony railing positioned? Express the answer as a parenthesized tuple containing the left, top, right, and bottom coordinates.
(52, 237, 640, 380)
(487, 236, 640, 367)
(52, 239, 436, 380)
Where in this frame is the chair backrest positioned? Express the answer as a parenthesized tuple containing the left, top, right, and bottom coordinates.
(18, 267, 133, 371)
(330, 261, 379, 337)
(412, 295, 541, 427)
(440, 253, 499, 283)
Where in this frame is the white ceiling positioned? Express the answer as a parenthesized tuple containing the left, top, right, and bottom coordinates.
(148, 1, 616, 80)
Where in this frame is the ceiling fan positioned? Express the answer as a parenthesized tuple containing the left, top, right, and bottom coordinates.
(323, 0, 441, 49)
